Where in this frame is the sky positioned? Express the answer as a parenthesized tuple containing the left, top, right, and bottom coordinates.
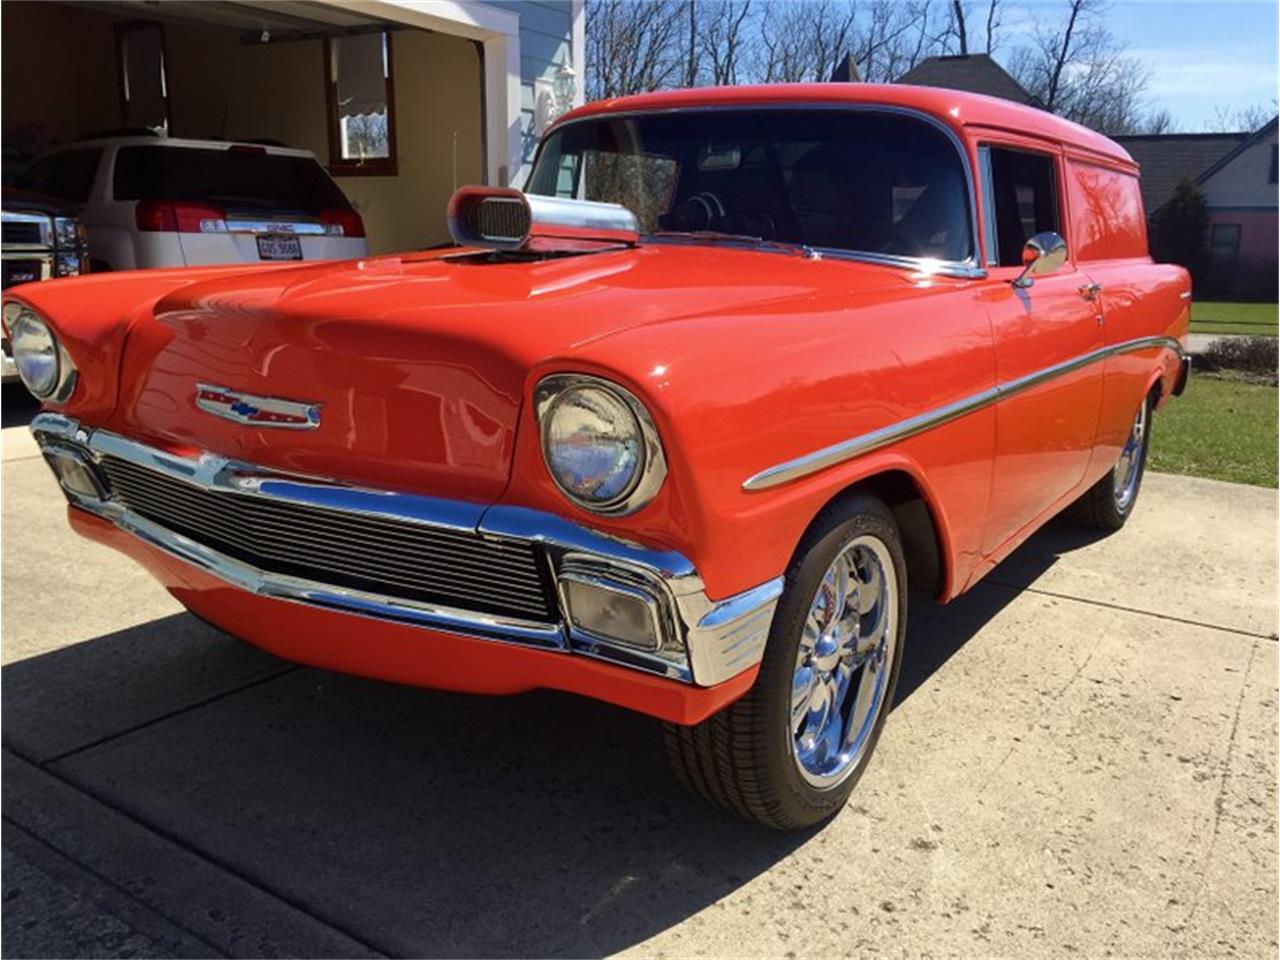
(989, 0, 1278, 131)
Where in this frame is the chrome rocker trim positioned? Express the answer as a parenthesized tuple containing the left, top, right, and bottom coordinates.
(31, 415, 782, 688)
(743, 335, 1186, 491)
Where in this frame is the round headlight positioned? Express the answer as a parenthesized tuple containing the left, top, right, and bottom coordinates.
(7, 306, 60, 398)
(544, 384, 643, 508)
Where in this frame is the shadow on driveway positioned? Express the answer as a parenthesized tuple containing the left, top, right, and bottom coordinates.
(1, 517, 1109, 957)
(1, 383, 39, 429)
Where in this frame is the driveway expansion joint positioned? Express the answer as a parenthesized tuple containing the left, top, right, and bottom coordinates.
(4, 747, 391, 959)
(985, 578, 1279, 641)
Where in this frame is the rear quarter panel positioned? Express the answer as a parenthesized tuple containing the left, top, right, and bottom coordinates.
(1063, 153, 1191, 483)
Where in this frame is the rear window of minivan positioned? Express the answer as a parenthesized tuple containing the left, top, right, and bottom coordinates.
(112, 146, 352, 214)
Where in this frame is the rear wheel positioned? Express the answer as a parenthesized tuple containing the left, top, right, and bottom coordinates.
(1068, 392, 1154, 531)
(664, 493, 907, 830)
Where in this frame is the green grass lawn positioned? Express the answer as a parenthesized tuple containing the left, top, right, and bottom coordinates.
(1150, 373, 1278, 487)
(1190, 301, 1278, 337)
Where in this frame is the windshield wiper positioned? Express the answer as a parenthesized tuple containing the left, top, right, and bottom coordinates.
(648, 230, 821, 260)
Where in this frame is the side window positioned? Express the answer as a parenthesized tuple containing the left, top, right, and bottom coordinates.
(325, 31, 397, 176)
(985, 147, 1060, 267)
(117, 23, 170, 135)
(15, 151, 100, 202)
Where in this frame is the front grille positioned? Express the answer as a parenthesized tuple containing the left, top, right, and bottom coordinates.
(2, 221, 45, 246)
(471, 198, 530, 243)
(99, 456, 559, 622)
(1, 258, 45, 289)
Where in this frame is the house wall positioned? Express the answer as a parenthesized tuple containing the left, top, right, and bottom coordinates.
(1, 2, 484, 253)
(1200, 127, 1278, 297)
(1200, 127, 1279, 210)
(486, 0, 581, 183)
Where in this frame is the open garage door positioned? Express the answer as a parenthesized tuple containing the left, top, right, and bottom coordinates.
(2, 0, 486, 254)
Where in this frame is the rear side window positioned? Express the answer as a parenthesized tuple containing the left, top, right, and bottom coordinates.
(112, 146, 352, 213)
(15, 150, 101, 202)
(985, 148, 1059, 267)
(1065, 160, 1147, 260)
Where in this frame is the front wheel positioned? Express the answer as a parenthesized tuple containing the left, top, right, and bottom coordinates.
(1068, 392, 1154, 530)
(664, 493, 908, 830)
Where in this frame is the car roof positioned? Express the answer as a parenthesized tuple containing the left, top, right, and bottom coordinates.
(553, 83, 1136, 170)
(42, 136, 317, 160)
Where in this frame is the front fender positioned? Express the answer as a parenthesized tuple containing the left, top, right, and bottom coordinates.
(2, 264, 299, 423)
(500, 279, 997, 602)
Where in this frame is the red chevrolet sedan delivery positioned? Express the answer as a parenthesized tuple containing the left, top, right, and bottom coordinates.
(4, 85, 1189, 829)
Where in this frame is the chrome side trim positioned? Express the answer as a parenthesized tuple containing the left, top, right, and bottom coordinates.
(32, 415, 783, 687)
(743, 335, 1186, 491)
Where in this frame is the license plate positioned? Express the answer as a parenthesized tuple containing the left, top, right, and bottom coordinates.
(257, 235, 302, 261)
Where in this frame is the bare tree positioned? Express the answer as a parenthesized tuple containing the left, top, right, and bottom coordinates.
(698, 0, 755, 85)
(1009, 0, 1154, 133)
(1209, 102, 1277, 132)
(984, 0, 1003, 53)
(1139, 109, 1176, 135)
(585, 1, 685, 100)
(685, 0, 698, 87)
(855, 2, 931, 82)
(755, 0, 859, 83)
(950, 0, 969, 54)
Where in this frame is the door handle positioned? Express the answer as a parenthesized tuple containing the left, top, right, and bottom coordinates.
(1079, 282, 1103, 302)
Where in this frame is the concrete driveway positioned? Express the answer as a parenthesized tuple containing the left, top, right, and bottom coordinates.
(2, 382, 1277, 958)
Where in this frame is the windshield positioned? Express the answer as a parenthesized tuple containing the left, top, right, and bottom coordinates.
(526, 109, 974, 264)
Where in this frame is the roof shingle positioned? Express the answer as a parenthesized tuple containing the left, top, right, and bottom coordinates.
(896, 55, 1037, 106)
(1112, 132, 1249, 214)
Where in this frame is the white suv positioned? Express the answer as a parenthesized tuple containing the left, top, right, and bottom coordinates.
(14, 135, 368, 271)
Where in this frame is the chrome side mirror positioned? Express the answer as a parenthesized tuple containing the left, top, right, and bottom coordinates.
(1012, 231, 1068, 289)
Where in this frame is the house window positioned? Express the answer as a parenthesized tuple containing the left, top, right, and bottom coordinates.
(325, 31, 397, 176)
(1209, 223, 1241, 267)
(984, 147, 1060, 267)
(117, 23, 169, 134)
(1269, 144, 1277, 185)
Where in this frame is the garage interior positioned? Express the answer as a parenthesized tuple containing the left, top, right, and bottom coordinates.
(2, 0, 486, 254)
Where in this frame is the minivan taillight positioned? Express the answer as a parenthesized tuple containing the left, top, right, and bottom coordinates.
(320, 208, 365, 238)
(135, 200, 227, 233)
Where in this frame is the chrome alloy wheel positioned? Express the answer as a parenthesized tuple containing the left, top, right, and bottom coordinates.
(789, 534, 898, 788)
(1113, 400, 1149, 511)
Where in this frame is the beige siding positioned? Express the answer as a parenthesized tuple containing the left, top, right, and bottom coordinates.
(1200, 128, 1278, 209)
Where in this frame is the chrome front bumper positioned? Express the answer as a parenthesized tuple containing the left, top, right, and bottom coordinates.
(31, 414, 783, 687)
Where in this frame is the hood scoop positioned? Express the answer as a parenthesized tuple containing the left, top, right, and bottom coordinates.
(447, 186, 638, 253)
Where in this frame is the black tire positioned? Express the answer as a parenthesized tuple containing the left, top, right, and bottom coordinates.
(664, 492, 908, 830)
(1068, 391, 1154, 531)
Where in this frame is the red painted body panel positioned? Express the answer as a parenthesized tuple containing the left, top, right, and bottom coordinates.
(5, 85, 1190, 718)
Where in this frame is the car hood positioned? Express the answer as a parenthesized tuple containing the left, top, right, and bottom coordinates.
(92, 245, 922, 500)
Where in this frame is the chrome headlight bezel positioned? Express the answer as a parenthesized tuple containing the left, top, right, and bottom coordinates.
(534, 373, 667, 516)
(2, 300, 77, 403)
